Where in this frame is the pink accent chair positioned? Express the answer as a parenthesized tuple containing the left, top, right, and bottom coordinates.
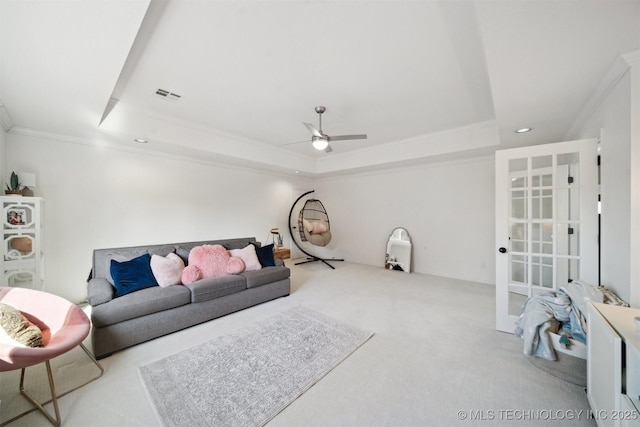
(0, 287, 103, 426)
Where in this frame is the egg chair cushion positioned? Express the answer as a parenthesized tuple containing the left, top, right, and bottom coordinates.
(304, 229, 332, 247)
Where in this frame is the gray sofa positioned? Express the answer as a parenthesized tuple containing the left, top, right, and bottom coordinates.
(86, 237, 290, 359)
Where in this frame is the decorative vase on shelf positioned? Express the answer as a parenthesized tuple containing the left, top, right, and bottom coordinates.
(4, 190, 22, 196)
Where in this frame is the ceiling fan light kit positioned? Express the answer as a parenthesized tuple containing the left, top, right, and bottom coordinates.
(312, 136, 329, 151)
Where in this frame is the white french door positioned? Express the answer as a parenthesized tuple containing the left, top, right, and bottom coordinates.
(495, 139, 598, 333)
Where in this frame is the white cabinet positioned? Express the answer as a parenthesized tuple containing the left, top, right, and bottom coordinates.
(587, 302, 640, 426)
(0, 196, 43, 289)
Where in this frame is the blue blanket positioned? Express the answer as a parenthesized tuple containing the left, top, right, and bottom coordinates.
(514, 289, 586, 361)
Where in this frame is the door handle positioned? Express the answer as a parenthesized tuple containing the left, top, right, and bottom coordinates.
(498, 247, 507, 253)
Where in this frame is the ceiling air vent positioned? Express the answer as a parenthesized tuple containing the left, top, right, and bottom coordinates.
(155, 88, 181, 101)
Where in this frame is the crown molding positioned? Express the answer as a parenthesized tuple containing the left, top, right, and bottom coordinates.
(0, 101, 14, 132)
(8, 126, 96, 147)
(7, 126, 313, 180)
(315, 120, 499, 175)
(566, 49, 639, 140)
(623, 49, 640, 67)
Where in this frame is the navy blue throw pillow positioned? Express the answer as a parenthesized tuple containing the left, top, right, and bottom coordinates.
(253, 243, 276, 267)
(110, 253, 158, 297)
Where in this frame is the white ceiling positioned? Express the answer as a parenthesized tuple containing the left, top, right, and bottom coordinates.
(1, 0, 639, 176)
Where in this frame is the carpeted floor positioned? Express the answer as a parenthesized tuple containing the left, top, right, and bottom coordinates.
(0, 261, 596, 426)
(140, 306, 372, 426)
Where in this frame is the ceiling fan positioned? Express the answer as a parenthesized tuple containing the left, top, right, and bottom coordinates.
(300, 106, 367, 153)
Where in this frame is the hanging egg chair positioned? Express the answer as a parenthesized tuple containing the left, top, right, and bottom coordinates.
(288, 190, 344, 269)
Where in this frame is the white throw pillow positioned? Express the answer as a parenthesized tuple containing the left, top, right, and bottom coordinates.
(228, 245, 262, 271)
(150, 253, 185, 287)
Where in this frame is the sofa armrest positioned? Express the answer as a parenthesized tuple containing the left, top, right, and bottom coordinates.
(275, 259, 284, 267)
(87, 278, 114, 306)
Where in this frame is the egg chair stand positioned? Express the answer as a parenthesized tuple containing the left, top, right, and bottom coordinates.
(288, 190, 343, 269)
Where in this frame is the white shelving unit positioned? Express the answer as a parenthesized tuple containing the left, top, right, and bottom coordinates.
(1, 196, 43, 289)
(587, 302, 640, 426)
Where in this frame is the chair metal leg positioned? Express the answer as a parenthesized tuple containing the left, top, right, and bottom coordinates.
(19, 360, 61, 426)
(0, 343, 104, 426)
(54, 344, 105, 399)
(294, 256, 344, 269)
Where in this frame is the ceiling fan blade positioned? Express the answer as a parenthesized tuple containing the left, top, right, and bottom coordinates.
(280, 139, 309, 146)
(303, 122, 322, 137)
(327, 134, 367, 142)
(324, 144, 333, 153)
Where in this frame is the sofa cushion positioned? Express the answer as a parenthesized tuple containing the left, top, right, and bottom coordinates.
(176, 247, 190, 266)
(91, 285, 191, 328)
(183, 275, 246, 303)
(87, 278, 114, 306)
(222, 238, 257, 250)
(148, 245, 178, 257)
(303, 229, 332, 247)
(241, 266, 290, 289)
(110, 253, 159, 297)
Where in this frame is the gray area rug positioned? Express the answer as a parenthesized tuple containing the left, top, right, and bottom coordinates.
(139, 306, 373, 427)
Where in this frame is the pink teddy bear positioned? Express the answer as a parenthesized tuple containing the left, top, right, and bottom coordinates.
(181, 244, 245, 285)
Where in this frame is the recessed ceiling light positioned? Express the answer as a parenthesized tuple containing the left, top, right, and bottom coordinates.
(134, 138, 148, 143)
(515, 127, 533, 134)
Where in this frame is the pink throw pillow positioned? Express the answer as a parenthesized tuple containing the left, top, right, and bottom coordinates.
(302, 218, 314, 233)
(150, 253, 185, 287)
(182, 245, 245, 286)
(312, 220, 328, 234)
(181, 265, 202, 285)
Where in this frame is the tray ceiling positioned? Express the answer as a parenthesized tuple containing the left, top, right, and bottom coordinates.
(1, 0, 638, 176)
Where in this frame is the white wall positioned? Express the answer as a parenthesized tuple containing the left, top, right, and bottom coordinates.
(5, 130, 496, 305)
(314, 156, 496, 284)
(5, 132, 312, 303)
(0, 127, 5, 187)
(578, 70, 632, 304)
